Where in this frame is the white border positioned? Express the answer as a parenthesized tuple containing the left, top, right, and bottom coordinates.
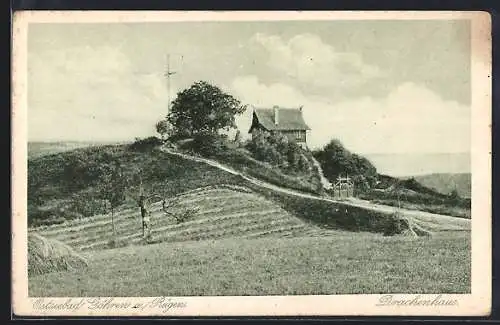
(12, 11, 492, 316)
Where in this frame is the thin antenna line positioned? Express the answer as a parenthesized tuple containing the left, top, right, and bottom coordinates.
(164, 54, 177, 116)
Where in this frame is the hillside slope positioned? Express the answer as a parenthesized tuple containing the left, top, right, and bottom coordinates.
(28, 141, 123, 159)
(32, 186, 337, 251)
(28, 142, 470, 246)
(161, 148, 470, 233)
(414, 173, 471, 198)
(28, 144, 245, 226)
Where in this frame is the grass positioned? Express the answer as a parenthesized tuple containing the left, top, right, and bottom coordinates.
(358, 185, 471, 219)
(28, 145, 244, 227)
(31, 187, 321, 251)
(29, 231, 470, 297)
(32, 185, 441, 252)
(414, 173, 471, 198)
(247, 184, 406, 234)
(369, 198, 471, 219)
(180, 142, 323, 195)
(27, 140, 472, 298)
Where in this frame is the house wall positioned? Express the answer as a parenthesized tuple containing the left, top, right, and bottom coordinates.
(252, 127, 307, 144)
(278, 130, 307, 143)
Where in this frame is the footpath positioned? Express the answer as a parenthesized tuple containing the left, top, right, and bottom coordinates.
(160, 147, 470, 233)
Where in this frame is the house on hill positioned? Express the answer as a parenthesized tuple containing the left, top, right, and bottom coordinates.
(248, 106, 311, 148)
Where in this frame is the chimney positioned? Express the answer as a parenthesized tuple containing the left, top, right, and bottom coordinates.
(299, 105, 303, 112)
(273, 105, 279, 125)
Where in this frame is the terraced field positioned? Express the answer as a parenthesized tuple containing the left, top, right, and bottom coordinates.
(30, 186, 332, 251)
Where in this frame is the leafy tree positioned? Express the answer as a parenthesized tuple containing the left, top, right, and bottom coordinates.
(97, 157, 129, 238)
(246, 130, 269, 161)
(166, 81, 246, 138)
(155, 119, 172, 140)
(313, 139, 378, 191)
(247, 131, 314, 173)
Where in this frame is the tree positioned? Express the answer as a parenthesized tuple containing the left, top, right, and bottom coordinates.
(313, 139, 378, 191)
(155, 119, 172, 140)
(132, 170, 199, 242)
(166, 81, 246, 138)
(97, 158, 128, 239)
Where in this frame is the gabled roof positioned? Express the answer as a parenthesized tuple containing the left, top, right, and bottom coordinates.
(251, 107, 311, 131)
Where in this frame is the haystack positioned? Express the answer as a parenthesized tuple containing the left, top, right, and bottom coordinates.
(28, 233, 88, 276)
(398, 218, 432, 238)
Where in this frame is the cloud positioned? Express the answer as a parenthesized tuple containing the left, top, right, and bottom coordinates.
(27, 34, 470, 157)
(248, 33, 383, 92)
(231, 76, 470, 154)
(28, 46, 169, 141)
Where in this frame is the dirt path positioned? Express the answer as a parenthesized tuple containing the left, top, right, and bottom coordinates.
(161, 148, 470, 232)
(310, 156, 333, 190)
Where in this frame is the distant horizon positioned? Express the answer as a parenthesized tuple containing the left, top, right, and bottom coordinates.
(27, 139, 471, 155)
(28, 139, 471, 177)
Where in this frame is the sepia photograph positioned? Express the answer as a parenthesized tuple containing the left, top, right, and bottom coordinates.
(12, 11, 491, 316)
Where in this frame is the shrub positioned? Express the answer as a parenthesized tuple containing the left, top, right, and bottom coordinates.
(189, 133, 228, 157)
(172, 208, 199, 224)
(247, 132, 315, 174)
(248, 184, 408, 235)
(313, 139, 378, 192)
(382, 215, 407, 236)
(129, 136, 164, 152)
(155, 120, 173, 140)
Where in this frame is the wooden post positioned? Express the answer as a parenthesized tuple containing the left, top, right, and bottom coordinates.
(111, 204, 116, 238)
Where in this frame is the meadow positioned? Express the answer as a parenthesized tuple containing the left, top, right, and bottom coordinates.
(29, 231, 470, 297)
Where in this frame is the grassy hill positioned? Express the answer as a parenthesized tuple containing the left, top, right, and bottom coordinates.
(359, 174, 471, 219)
(27, 140, 471, 296)
(32, 186, 336, 252)
(28, 141, 413, 238)
(28, 143, 244, 226)
(413, 173, 471, 198)
(28, 141, 125, 159)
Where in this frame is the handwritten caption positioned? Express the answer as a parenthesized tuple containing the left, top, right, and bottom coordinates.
(376, 294, 459, 307)
(32, 297, 187, 313)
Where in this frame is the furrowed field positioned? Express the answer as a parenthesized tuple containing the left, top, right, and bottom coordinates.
(29, 186, 470, 296)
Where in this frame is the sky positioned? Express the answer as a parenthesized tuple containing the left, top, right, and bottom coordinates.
(27, 20, 471, 155)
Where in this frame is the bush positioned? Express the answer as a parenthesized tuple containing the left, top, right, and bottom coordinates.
(209, 146, 322, 194)
(189, 133, 228, 158)
(129, 136, 164, 152)
(383, 215, 407, 236)
(172, 208, 198, 224)
(246, 132, 315, 174)
(313, 139, 378, 192)
(247, 184, 408, 235)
